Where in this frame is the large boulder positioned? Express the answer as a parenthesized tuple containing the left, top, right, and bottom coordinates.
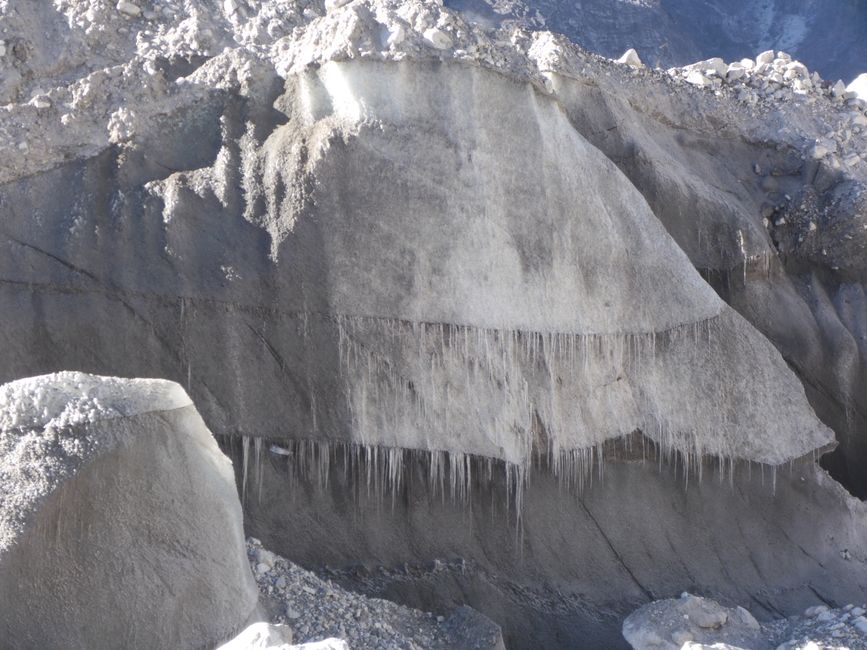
(622, 593, 765, 650)
(0, 372, 258, 649)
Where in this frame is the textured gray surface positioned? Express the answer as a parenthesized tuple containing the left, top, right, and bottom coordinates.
(0, 374, 258, 650)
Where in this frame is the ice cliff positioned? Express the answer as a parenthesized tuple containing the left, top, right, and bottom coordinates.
(1, 0, 866, 647)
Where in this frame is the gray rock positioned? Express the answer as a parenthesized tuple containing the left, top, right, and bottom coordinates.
(116, 1, 141, 17)
(756, 50, 776, 65)
(617, 48, 644, 69)
(623, 594, 764, 649)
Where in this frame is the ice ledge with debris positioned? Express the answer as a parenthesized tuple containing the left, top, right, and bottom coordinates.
(1, 0, 864, 184)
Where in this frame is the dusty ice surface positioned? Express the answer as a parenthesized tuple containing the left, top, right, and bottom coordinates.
(0, 372, 190, 553)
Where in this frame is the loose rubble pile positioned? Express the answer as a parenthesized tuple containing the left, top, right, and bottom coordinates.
(667, 50, 865, 111)
(767, 604, 867, 650)
(614, 47, 867, 174)
(622, 594, 766, 649)
(623, 593, 867, 650)
(246, 538, 503, 650)
(4, 1, 864, 183)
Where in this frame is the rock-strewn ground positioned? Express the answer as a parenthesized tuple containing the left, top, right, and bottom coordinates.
(623, 593, 867, 650)
(766, 604, 867, 650)
(246, 538, 503, 650)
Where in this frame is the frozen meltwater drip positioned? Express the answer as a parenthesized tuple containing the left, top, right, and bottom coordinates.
(230, 309, 790, 525)
(330, 311, 732, 473)
(233, 433, 783, 535)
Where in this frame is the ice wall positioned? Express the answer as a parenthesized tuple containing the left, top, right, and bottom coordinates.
(206, 61, 829, 468)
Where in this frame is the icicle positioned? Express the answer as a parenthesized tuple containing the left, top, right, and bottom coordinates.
(241, 435, 250, 502)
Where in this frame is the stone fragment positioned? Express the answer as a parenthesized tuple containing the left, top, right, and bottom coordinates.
(805, 605, 830, 617)
(686, 70, 712, 87)
(756, 50, 775, 65)
(727, 64, 746, 82)
(116, 1, 141, 16)
(423, 27, 453, 50)
(617, 48, 644, 69)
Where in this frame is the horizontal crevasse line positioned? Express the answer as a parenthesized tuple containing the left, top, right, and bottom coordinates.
(0, 274, 723, 340)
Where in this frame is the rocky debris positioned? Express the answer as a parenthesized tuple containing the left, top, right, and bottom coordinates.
(616, 48, 644, 69)
(116, 1, 142, 17)
(765, 603, 867, 650)
(0, 1, 863, 188)
(450, 0, 867, 83)
(624, 595, 867, 650)
(623, 593, 764, 649)
(0, 372, 258, 650)
(245, 538, 504, 650)
(665, 48, 867, 177)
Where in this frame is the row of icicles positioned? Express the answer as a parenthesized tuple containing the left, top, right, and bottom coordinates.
(230, 433, 796, 536)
